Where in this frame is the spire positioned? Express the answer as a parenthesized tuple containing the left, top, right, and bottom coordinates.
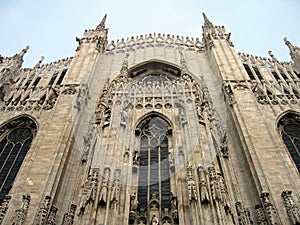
(284, 37, 300, 72)
(96, 14, 107, 31)
(202, 12, 214, 31)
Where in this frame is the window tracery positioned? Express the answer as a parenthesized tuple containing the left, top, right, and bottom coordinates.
(278, 112, 300, 172)
(136, 115, 172, 211)
(0, 116, 37, 204)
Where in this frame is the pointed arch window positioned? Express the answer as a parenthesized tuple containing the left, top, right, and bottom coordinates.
(136, 115, 172, 211)
(0, 116, 37, 204)
(278, 112, 300, 172)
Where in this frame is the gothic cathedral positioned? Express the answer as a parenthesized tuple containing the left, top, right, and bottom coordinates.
(0, 13, 300, 225)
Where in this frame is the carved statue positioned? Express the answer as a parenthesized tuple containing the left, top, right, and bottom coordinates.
(133, 151, 140, 166)
(197, 166, 210, 203)
(150, 214, 159, 225)
(130, 192, 138, 211)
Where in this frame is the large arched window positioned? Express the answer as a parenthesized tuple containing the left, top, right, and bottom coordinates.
(0, 116, 37, 204)
(136, 115, 172, 211)
(278, 112, 300, 172)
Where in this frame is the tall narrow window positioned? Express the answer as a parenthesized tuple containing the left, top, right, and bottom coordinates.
(278, 112, 300, 172)
(0, 116, 37, 204)
(137, 115, 171, 211)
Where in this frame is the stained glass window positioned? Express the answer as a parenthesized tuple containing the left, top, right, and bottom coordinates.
(137, 115, 171, 210)
(0, 117, 37, 204)
(278, 113, 300, 172)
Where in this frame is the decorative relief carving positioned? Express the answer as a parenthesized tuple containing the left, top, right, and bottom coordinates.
(260, 192, 280, 225)
(171, 195, 179, 223)
(255, 204, 268, 225)
(208, 165, 230, 210)
(235, 201, 253, 225)
(0, 195, 11, 224)
(12, 195, 31, 225)
(45, 206, 58, 225)
(0, 55, 72, 112)
(79, 168, 99, 214)
(281, 190, 300, 225)
(105, 33, 204, 54)
(186, 165, 198, 201)
(33, 195, 51, 225)
(62, 204, 77, 225)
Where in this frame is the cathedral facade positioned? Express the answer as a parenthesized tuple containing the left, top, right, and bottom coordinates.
(0, 14, 300, 225)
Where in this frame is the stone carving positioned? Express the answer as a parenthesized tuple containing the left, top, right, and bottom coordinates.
(235, 201, 253, 225)
(260, 192, 280, 225)
(186, 165, 198, 201)
(33, 195, 51, 225)
(0, 195, 11, 224)
(255, 204, 268, 225)
(150, 214, 159, 225)
(133, 151, 140, 167)
(208, 165, 230, 210)
(197, 165, 210, 204)
(171, 195, 178, 221)
(223, 82, 235, 105)
(281, 190, 300, 225)
(284, 38, 300, 73)
(82, 119, 95, 162)
(130, 192, 139, 211)
(62, 84, 77, 95)
(110, 169, 121, 203)
(75, 84, 89, 110)
(99, 167, 110, 205)
(105, 33, 204, 54)
(62, 204, 77, 225)
(220, 133, 229, 158)
(12, 195, 31, 225)
(202, 13, 233, 48)
(79, 169, 99, 213)
(45, 206, 58, 225)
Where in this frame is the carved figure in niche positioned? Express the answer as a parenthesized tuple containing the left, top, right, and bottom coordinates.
(99, 168, 110, 205)
(130, 192, 139, 211)
(120, 105, 129, 125)
(197, 165, 210, 203)
(133, 151, 140, 166)
(171, 196, 178, 220)
(110, 169, 121, 203)
(150, 214, 159, 225)
(178, 106, 187, 123)
(218, 174, 230, 210)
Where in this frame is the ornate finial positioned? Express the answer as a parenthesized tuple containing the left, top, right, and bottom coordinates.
(96, 14, 107, 31)
(284, 37, 300, 73)
(268, 50, 279, 63)
(202, 12, 214, 30)
(34, 56, 45, 69)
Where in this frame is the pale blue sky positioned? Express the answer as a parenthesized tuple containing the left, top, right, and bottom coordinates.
(0, 0, 299, 68)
